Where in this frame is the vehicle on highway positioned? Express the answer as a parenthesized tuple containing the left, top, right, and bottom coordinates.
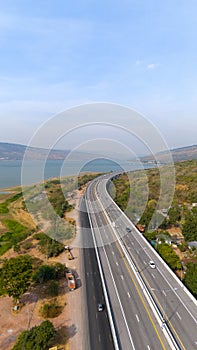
(149, 260, 156, 269)
(97, 303, 104, 312)
(126, 227, 132, 233)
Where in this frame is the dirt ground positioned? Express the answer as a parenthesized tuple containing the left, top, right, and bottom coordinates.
(0, 189, 84, 350)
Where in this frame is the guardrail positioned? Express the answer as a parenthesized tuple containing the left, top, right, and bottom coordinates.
(95, 178, 181, 350)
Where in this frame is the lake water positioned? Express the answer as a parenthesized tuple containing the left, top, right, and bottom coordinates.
(0, 159, 146, 189)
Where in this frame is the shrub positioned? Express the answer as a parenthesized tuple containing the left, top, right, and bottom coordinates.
(33, 265, 56, 283)
(12, 320, 55, 350)
(23, 242, 33, 250)
(40, 301, 62, 318)
(48, 280, 59, 297)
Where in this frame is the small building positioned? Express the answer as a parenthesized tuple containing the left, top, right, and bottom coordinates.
(188, 241, 197, 249)
(171, 234, 184, 245)
(156, 234, 172, 245)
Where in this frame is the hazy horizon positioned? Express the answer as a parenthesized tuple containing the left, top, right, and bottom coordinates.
(0, 1, 197, 153)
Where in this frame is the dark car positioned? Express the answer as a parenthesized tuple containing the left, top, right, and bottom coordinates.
(126, 227, 132, 233)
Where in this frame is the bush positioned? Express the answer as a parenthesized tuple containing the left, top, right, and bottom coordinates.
(53, 262, 67, 279)
(48, 280, 59, 297)
(0, 255, 32, 301)
(40, 301, 62, 318)
(0, 219, 31, 255)
(33, 265, 56, 283)
(34, 233, 64, 257)
(23, 242, 33, 250)
(0, 242, 12, 255)
(33, 263, 66, 284)
(12, 320, 55, 350)
(0, 203, 9, 213)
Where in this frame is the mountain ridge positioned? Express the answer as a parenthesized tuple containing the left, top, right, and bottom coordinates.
(0, 142, 197, 162)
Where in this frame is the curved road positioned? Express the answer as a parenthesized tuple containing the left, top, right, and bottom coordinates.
(81, 172, 197, 350)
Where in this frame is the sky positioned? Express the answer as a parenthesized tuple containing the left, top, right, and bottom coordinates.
(0, 0, 197, 152)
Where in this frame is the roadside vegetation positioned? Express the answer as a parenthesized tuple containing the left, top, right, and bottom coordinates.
(12, 320, 55, 350)
(0, 192, 23, 214)
(112, 160, 197, 297)
(0, 172, 101, 349)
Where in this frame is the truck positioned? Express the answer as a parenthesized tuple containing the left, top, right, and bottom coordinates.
(66, 269, 76, 291)
(65, 246, 74, 260)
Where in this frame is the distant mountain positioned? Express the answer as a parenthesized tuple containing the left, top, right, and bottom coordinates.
(0, 142, 70, 160)
(142, 144, 197, 163)
(170, 145, 197, 161)
(0, 142, 197, 162)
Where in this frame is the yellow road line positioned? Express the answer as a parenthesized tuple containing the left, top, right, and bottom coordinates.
(114, 238, 167, 350)
(97, 203, 167, 349)
(94, 184, 185, 349)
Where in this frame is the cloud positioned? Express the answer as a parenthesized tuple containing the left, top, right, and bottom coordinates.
(147, 63, 158, 70)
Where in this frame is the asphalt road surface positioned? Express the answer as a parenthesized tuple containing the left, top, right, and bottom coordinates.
(79, 196, 115, 350)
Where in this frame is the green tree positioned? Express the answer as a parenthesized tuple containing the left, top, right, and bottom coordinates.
(33, 263, 66, 284)
(157, 244, 181, 270)
(168, 206, 181, 225)
(33, 265, 55, 283)
(0, 255, 32, 301)
(53, 262, 67, 279)
(34, 233, 64, 257)
(12, 320, 55, 350)
(183, 263, 197, 298)
(144, 231, 157, 242)
(182, 208, 197, 242)
(48, 280, 59, 297)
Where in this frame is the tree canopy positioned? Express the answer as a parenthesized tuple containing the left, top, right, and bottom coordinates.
(0, 255, 32, 301)
(183, 263, 197, 298)
(156, 244, 181, 270)
(12, 320, 55, 350)
(182, 208, 197, 242)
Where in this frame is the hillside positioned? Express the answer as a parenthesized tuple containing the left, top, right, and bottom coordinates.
(0, 142, 108, 161)
(1, 142, 197, 162)
(142, 144, 197, 162)
(112, 159, 197, 296)
(0, 142, 69, 160)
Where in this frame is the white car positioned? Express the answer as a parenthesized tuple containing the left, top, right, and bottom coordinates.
(97, 303, 104, 312)
(149, 260, 156, 269)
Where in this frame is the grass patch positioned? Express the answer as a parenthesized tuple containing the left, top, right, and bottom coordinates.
(0, 192, 23, 214)
(0, 203, 9, 214)
(0, 242, 12, 255)
(0, 219, 32, 255)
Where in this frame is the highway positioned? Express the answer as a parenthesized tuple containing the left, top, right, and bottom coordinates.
(82, 173, 197, 350)
(79, 196, 115, 350)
